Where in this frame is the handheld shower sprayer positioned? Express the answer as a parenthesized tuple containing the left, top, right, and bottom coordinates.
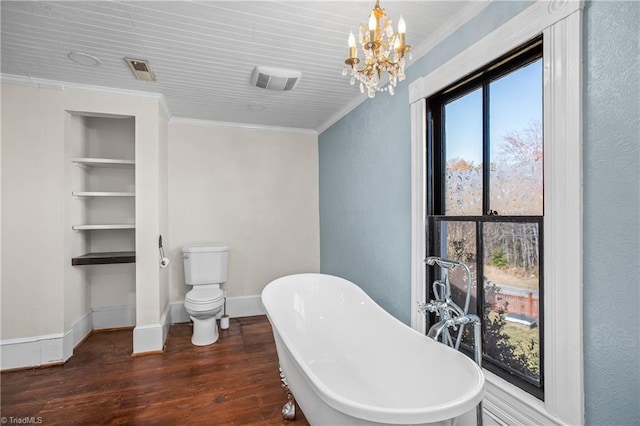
(424, 256, 473, 317)
(425, 256, 463, 269)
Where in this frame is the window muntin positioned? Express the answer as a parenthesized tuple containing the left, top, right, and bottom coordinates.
(426, 39, 544, 399)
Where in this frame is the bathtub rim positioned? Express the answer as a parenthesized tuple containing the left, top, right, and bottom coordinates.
(262, 272, 486, 425)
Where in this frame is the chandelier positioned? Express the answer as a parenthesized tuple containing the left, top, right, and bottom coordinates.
(343, 0, 411, 98)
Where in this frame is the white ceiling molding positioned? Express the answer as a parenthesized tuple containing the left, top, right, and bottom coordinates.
(169, 117, 317, 135)
(1, 73, 315, 133)
(1, 73, 166, 103)
(2, 72, 171, 120)
(1, 73, 66, 90)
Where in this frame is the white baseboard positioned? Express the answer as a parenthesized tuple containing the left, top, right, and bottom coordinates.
(92, 305, 136, 330)
(228, 295, 265, 318)
(132, 324, 163, 354)
(170, 300, 190, 324)
(132, 302, 172, 354)
(1, 305, 136, 370)
(1, 309, 96, 370)
(72, 310, 93, 347)
(169, 295, 265, 324)
(0, 332, 67, 370)
(63, 329, 74, 362)
(0, 297, 261, 369)
(161, 302, 171, 344)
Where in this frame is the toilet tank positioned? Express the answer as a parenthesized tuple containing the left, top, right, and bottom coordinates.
(182, 245, 229, 285)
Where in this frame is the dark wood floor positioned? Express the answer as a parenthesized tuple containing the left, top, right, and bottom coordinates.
(1, 316, 309, 425)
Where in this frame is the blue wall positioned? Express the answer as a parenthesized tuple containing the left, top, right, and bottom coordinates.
(583, 1, 640, 425)
(319, 96, 412, 322)
(319, 0, 639, 424)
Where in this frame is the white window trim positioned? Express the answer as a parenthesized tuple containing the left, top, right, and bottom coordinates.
(409, 1, 584, 425)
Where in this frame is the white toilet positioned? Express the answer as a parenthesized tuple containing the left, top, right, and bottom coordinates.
(182, 244, 229, 346)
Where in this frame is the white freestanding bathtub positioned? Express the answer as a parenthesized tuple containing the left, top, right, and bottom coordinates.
(261, 273, 485, 426)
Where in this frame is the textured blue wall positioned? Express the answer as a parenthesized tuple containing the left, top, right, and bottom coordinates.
(319, 0, 640, 424)
(319, 95, 412, 322)
(583, 1, 640, 424)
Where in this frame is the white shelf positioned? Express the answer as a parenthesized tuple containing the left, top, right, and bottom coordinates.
(71, 158, 135, 169)
(72, 191, 135, 199)
(72, 224, 135, 231)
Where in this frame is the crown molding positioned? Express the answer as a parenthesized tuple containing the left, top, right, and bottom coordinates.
(170, 117, 317, 136)
(1, 74, 65, 90)
(1, 74, 313, 134)
(315, 0, 493, 135)
(2, 74, 173, 120)
(1, 73, 167, 103)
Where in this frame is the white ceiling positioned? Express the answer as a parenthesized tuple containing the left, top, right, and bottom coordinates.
(1, 1, 476, 131)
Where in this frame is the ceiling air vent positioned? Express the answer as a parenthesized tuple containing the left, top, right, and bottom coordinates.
(125, 58, 156, 82)
(251, 66, 301, 91)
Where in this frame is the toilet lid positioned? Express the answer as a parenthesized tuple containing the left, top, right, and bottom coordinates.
(186, 288, 224, 304)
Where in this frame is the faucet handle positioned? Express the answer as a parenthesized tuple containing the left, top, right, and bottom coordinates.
(417, 301, 438, 314)
(418, 300, 447, 315)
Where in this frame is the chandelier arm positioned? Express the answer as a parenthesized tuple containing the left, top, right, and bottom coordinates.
(352, 57, 400, 74)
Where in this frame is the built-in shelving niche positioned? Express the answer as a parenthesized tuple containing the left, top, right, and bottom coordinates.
(64, 111, 138, 348)
(68, 115, 136, 267)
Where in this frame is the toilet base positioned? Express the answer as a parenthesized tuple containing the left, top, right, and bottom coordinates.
(190, 316, 219, 346)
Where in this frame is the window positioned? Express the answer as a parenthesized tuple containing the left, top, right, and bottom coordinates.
(410, 3, 583, 423)
(425, 39, 544, 398)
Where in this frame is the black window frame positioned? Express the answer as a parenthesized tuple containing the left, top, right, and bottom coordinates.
(425, 36, 545, 399)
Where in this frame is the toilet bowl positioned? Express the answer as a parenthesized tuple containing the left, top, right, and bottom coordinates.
(182, 244, 229, 346)
(184, 285, 225, 346)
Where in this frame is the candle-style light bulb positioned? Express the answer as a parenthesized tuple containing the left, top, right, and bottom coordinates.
(397, 14, 406, 48)
(368, 12, 377, 31)
(368, 11, 377, 46)
(398, 15, 406, 34)
(348, 31, 356, 48)
(348, 31, 357, 59)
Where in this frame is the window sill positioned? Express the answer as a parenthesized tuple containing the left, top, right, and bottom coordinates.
(483, 370, 562, 425)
